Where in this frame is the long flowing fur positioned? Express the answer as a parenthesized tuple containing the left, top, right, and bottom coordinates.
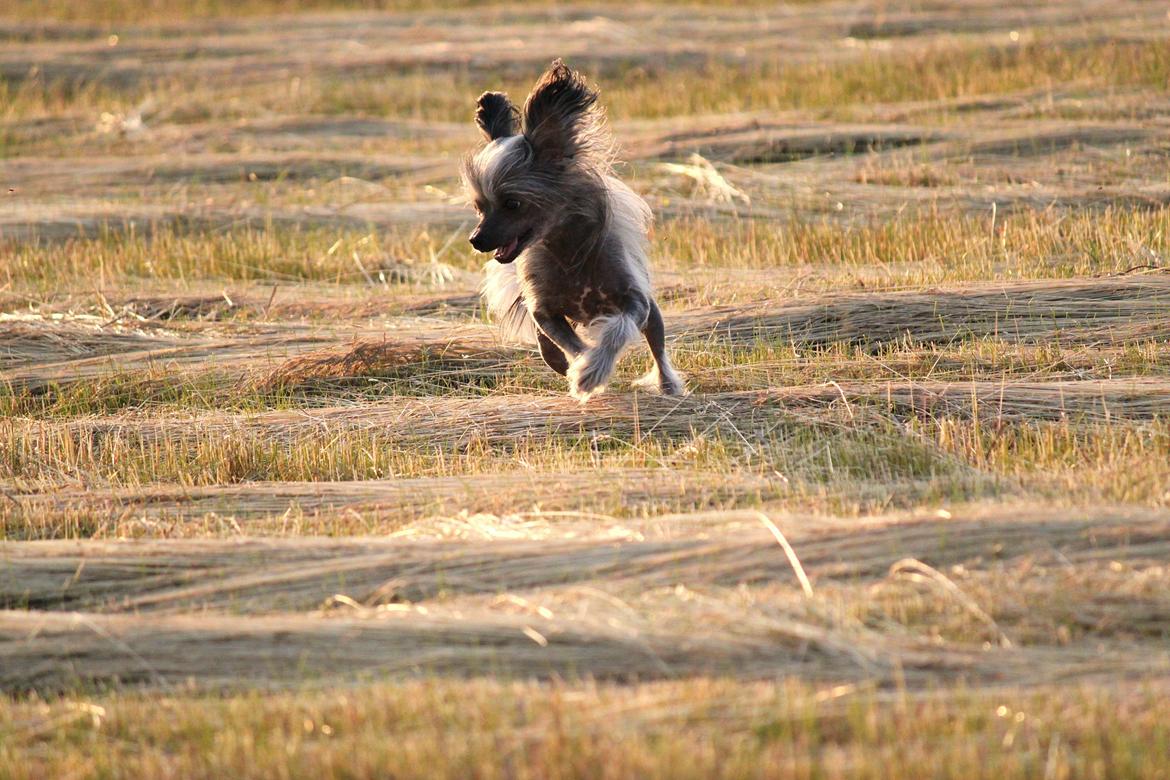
(564, 177, 658, 399)
(603, 175, 652, 298)
(480, 260, 537, 344)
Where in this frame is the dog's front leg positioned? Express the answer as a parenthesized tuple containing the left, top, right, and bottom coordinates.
(537, 332, 570, 375)
(534, 310, 587, 363)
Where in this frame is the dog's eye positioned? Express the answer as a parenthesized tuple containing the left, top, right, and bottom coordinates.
(504, 198, 521, 210)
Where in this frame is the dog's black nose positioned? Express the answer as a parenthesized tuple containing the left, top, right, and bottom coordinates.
(469, 229, 489, 252)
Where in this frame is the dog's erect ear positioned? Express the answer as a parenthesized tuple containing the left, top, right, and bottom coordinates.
(475, 91, 519, 141)
(522, 59, 601, 163)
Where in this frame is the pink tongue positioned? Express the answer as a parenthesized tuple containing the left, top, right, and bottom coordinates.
(496, 237, 518, 259)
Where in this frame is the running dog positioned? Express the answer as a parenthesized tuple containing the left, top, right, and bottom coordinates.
(461, 59, 684, 401)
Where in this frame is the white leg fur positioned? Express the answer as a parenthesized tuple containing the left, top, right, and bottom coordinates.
(568, 313, 641, 402)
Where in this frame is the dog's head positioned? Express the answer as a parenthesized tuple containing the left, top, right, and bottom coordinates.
(461, 59, 608, 263)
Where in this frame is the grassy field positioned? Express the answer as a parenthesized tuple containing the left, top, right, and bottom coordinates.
(2, 0, 1170, 777)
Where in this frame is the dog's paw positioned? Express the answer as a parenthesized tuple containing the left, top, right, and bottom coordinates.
(660, 374, 687, 396)
(567, 351, 610, 402)
(631, 367, 663, 393)
(633, 366, 688, 396)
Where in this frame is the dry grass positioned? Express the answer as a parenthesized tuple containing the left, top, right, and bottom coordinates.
(2, 506, 1169, 694)
(0, 225, 479, 288)
(4, 208, 1167, 300)
(4, 0, 1170, 775)
(1, 0, 791, 25)
(0, 469, 775, 539)
(3, 506, 1164, 613)
(254, 338, 520, 393)
(680, 276, 1170, 348)
(2, 680, 1169, 779)
(5, 27, 1168, 125)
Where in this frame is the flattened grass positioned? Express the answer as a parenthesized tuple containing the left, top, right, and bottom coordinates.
(1, 0, 789, 25)
(0, 405, 950, 489)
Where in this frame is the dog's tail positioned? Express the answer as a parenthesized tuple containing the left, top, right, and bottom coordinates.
(480, 260, 537, 344)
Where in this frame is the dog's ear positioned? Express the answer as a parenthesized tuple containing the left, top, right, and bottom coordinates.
(522, 59, 601, 164)
(475, 91, 519, 141)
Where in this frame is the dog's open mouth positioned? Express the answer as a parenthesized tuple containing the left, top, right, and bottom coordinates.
(494, 230, 533, 264)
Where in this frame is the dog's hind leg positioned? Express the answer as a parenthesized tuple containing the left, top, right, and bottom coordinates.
(568, 294, 648, 402)
(633, 298, 685, 396)
(537, 331, 569, 375)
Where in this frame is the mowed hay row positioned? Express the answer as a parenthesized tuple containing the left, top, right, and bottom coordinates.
(2, 469, 775, 540)
(0, 320, 502, 392)
(632, 122, 945, 164)
(679, 276, 1170, 349)
(2, 521, 1170, 692)
(6, 274, 1167, 399)
(0, 334, 528, 419)
(5, 376, 1167, 460)
(0, 391, 772, 459)
(1, 383, 1166, 501)
(253, 338, 524, 393)
(0, 315, 187, 370)
(0, 604, 970, 694)
(639, 118, 1155, 167)
(0, 329, 337, 392)
(766, 378, 1170, 423)
(4, 506, 1169, 615)
(0, 290, 449, 332)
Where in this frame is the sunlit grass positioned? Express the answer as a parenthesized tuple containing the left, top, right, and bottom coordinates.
(5, 336, 1164, 420)
(1, 0, 795, 25)
(0, 407, 950, 488)
(3, 36, 1167, 125)
(4, 205, 1168, 291)
(681, 338, 1170, 392)
(0, 223, 480, 288)
(657, 206, 1170, 277)
(3, 2, 1170, 773)
(1, 397, 1166, 532)
(2, 680, 1168, 779)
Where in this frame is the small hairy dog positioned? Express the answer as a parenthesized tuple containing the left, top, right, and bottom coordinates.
(461, 59, 684, 401)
